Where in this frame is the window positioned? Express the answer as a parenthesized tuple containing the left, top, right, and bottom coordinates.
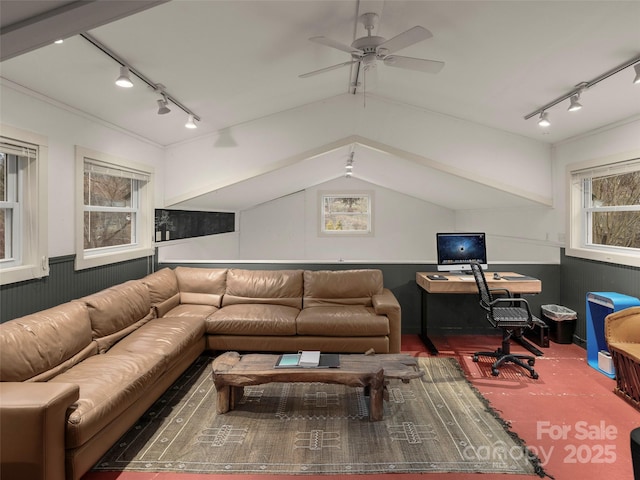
(75, 147, 154, 270)
(0, 125, 48, 285)
(567, 154, 640, 267)
(320, 192, 373, 235)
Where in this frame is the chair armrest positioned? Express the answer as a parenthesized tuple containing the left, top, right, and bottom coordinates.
(0, 382, 79, 480)
(372, 289, 402, 353)
(489, 288, 513, 298)
(605, 306, 640, 346)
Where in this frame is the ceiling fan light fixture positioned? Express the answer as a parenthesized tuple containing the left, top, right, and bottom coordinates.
(185, 114, 198, 129)
(634, 64, 640, 84)
(538, 112, 551, 127)
(568, 94, 582, 112)
(115, 66, 133, 88)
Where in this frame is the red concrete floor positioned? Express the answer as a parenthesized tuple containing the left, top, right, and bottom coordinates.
(84, 334, 640, 480)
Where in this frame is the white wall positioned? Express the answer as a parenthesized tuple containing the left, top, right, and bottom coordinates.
(1, 83, 166, 258)
(164, 94, 552, 207)
(3, 82, 636, 267)
(159, 93, 557, 263)
(551, 117, 640, 236)
(239, 177, 454, 262)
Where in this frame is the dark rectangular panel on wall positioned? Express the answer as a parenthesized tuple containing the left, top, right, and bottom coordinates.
(0, 255, 151, 323)
(155, 209, 234, 242)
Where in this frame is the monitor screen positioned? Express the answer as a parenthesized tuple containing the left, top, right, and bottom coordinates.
(436, 232, 488, 272)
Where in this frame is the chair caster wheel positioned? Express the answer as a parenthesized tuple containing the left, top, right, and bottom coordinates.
(531, 372, 539, 380)
(473, 355, 479, 362)
(491, 369, 499, 376)
(528, 359, 535, 366)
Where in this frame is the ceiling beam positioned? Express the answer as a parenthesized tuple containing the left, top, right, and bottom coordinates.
(1, 0, 169, 61)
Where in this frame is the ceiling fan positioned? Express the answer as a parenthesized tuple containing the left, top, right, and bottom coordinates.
(299, 12, 444, 78)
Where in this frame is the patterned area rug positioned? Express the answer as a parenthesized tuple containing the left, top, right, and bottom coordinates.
(93, 356, 544, 476)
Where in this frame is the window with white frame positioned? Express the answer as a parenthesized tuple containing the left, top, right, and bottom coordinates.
(0, 126, 49, 285)
(75, 147, 154, 270)
(320, 192, 373, 235)
(567, 155, 640, 267)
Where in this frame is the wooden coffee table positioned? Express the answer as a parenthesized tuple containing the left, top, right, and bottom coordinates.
(211, 351, 424, 421)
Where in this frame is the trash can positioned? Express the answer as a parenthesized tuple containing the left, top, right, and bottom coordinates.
(541, 305, 577, 344)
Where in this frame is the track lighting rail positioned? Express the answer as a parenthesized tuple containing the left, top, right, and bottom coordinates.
(80, 32, 200, 122)
(524, 54, 640, 121)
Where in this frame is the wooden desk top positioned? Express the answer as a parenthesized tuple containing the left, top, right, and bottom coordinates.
(416, 272, 542, 294)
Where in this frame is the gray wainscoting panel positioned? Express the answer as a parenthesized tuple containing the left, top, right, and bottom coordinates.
(0, 255, 152, 323)
(559, 249, 640, 346)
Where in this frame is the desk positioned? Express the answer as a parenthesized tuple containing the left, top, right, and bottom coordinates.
(416, 272, 542, 355)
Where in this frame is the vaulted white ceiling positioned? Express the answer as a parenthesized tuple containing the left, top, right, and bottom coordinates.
(1, 0, 639, 212)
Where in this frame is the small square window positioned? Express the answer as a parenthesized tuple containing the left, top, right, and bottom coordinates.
(320, 192, 373, 235)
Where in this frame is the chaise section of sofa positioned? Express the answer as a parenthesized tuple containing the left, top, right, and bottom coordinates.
(605, 306, 640, 411)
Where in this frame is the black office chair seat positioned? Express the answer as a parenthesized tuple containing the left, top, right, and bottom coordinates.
(491, 307, 536, 326)
(469, 261, 540, 379)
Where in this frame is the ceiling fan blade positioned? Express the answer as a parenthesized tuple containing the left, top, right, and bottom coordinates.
(299, 60, 358, 78)
(378, 26, 433, 55)
(309, 36, 363, 55)
(383, 55, 444, 74)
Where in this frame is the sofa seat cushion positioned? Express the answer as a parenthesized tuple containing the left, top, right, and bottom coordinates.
(163, 304, 219, 318)
(49, 352, 166, 448)
(206, 304, 298, 336)
(296, 306, 389, 337)
(108, 317, 205, 364)
(609, 343, 640, 363)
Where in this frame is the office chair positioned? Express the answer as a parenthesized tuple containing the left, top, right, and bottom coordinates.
(469, 261, 540, 379)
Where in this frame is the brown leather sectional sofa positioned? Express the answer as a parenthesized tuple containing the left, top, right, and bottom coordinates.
(605, 306, 640, 411)
(0, 267, 401, 480)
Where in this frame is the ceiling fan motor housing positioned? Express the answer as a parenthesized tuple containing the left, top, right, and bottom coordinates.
(351, 36, 386, 58)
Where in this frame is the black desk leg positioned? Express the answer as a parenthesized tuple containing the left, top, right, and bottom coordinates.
(420, 289, 439, 355)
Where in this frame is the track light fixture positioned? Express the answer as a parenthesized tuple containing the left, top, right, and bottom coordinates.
(567, 94, 582, 112)
(157, 97, 171, 115)
(538, 112, 550, 127)
(185, 114, 198, 129)
(345, 151, 354, 177)
(524, 55, 640, 127)
(115, 66, 133, 88)
(80, 33, 200, 129)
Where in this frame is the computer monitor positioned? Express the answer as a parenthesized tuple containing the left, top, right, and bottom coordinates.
(436, 232, 488, 273)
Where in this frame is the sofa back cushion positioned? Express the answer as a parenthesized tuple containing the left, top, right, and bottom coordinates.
(303, 269, 383, 307)
(175, 267, 227, 307)
(142, 267, 180, 317)
(0, 302, 96, 382)
(222, 269, 303, 309)
(80, 280, 153, 353)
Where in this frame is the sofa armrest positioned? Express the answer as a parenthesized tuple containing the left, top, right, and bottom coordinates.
(372, 288, 402, 353)
(605, 306, 640, 346)
(0, 382, 79, 480)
